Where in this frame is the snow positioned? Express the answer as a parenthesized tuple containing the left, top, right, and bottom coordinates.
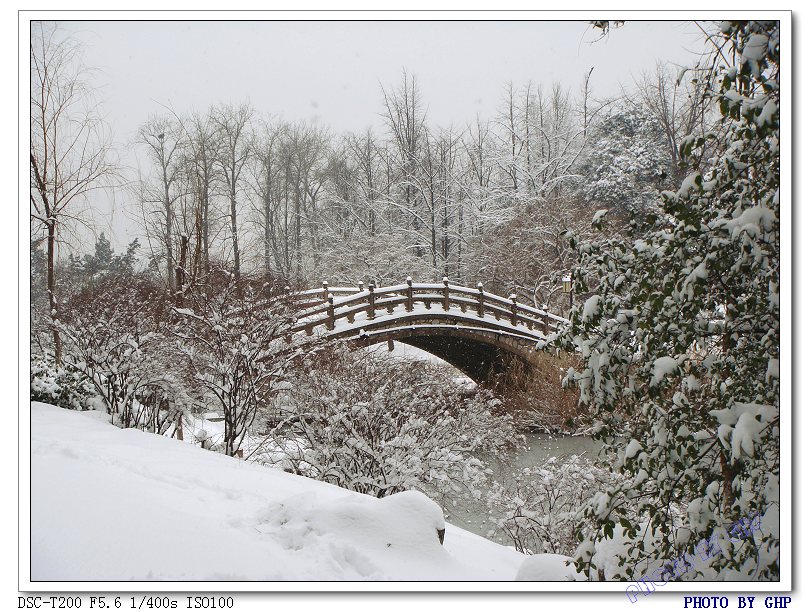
(756, 98, 778, 128)
(624, 439, 642, 462)
(677, 172, 702, 198)
(328, 305, 545, 343)
(514, 554, 585, 581)
(30, 402, 559, 581)
(766, 358, 779, 382)
(364, 339, 447, 364)
(710, 401, 778, 461)
(650, 356, 678, 386)
(718, 204, 777, 239)
(742, 33, 770, 63)
(581, 295, 600, 322)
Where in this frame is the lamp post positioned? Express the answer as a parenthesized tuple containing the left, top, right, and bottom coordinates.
(562, 273, 573, 315)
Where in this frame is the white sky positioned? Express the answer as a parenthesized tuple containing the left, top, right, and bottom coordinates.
(36, 19, 710, 254)
(55, 20, 708, 143)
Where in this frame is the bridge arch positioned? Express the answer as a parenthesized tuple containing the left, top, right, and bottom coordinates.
(287, 279, 568, 387)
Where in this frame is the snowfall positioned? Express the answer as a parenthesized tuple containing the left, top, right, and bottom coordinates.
(30, 401, 584, 582)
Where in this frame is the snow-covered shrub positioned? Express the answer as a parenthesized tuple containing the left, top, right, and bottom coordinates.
(30, 354, 96, 410)
(172, 274, 300, 456)
(486, 453, 621, 557)
(57, 272, 181, 430)
(257, 345, 520, 502)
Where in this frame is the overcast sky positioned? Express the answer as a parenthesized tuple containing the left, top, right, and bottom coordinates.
(55, 20, 707, 141)
(45, 19, 708, 251)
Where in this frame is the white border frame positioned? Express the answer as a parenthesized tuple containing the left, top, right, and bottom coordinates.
(17, 8, 793, 597)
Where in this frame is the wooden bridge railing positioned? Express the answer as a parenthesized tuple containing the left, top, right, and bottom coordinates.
(287, 277, 568, 339)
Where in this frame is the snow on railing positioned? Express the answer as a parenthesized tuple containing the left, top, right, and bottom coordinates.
(285, 278, 568, 339)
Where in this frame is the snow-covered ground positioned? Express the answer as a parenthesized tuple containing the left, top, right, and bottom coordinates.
(30, 402, 582, 582)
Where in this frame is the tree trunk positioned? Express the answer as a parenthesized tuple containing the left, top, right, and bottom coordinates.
(175, 235, 188, 305)
(163, 161, 175, 294)
(202, 179, 210, 275)
(230, 186, 240, 283)
(46, 220, 62, 365)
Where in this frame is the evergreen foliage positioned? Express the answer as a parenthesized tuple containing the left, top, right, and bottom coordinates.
(556, 21, 780, 581)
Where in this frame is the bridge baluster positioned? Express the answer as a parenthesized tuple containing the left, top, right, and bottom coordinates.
(358, 281, 365, 292)
(443, 277, 450, 311)
(322, 280, 329, 301)
(327, 293, 335, 330)
(406, 277, 414, 312)
(509, 294, 517, 326)
(541, 304, 549, 335)
(477, 282, 485, 318)
(368, 282, 376, 319)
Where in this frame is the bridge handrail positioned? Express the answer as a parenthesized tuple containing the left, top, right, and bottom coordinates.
(291, 296, 549, 336)
(279, 282, 568, 325)
(288, 279, 567, 337)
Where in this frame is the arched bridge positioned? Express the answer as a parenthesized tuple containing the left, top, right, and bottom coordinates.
(288, 278, 568, 387)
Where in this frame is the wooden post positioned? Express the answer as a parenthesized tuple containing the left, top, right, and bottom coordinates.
(175, 412, 184, 441)
(406, 277, 414, 312)
(358, 281, 365, 292)
(367, 281, 376, 319)
(443, 277, 450, 311)
(322, 280, 329, 301)
(477, 282, 485, 318)
(541, 303, 549, 335)
(327, 293, 335, 330)
(510, 294, 518, 326)
(387, 339, 395, 352)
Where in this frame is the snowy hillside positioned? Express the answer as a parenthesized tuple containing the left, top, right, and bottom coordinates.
(30, 402, 581, 581)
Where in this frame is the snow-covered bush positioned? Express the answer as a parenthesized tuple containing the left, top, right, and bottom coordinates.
(30, 354, 96, 410)
(172, 274, 299, 456)
(553, 21, 780, 581)
(486, 453, 621, 557)
(57, 273, 181, 430)
(257, 345, 520, 502)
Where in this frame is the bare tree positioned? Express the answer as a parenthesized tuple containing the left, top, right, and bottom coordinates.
(382, 70, 426, 256)
(183, 109, 220, 279)
(634, 62, 711, 184)
(212, 102, 253, 284)
(137, 115, 186, 295)
(30, 22, 116, 364)
(248, 117, 284, 276)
